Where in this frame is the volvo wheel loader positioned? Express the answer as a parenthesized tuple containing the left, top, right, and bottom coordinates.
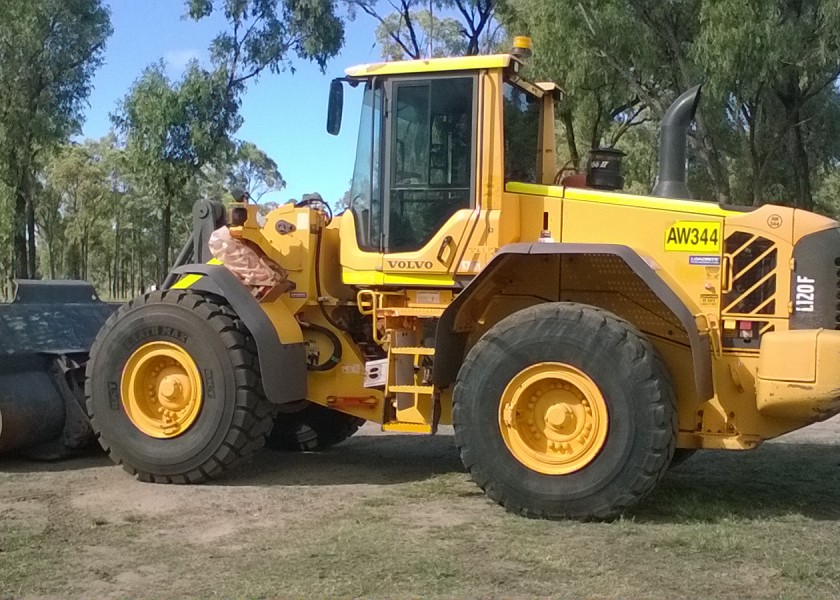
(84, 37, 840, 520)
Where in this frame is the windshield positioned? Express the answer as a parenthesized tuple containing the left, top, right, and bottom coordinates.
(349, 83, 383, 251)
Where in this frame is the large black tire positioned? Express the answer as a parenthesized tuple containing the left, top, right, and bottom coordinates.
(453, 302, 676, 520)
(85, 290, 275, 483)
(265, 402, 364, 451)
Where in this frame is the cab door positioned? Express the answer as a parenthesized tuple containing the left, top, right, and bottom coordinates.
(379, 75, 479, 284)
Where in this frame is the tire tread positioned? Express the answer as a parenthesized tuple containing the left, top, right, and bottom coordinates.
(85, 290, 274, 484)
(453, 302, 677, 520)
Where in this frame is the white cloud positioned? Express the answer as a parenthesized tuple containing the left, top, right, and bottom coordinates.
(164, 49, 202, 76)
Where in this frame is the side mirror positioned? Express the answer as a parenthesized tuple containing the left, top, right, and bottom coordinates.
(327, 79, 344, 135)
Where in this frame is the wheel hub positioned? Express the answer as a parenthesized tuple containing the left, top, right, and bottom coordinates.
(499, 362, 608, 474)
(121, 341, 203, 439)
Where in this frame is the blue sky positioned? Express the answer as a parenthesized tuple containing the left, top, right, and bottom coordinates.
(82, 1, 381, 205)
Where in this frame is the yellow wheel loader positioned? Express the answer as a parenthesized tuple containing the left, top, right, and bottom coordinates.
(85, 37, 840, 519)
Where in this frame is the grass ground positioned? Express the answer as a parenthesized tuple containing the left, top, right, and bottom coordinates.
(2, 423, 840, 599)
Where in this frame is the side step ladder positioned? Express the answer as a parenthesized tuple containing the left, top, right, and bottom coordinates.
(383, 346, 436, 433)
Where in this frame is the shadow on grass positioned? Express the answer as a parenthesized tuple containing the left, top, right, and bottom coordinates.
(220, 432, 466, 487)
(4, 429, 839, 524)
(636, 442, 840, 522)
(225, 437, 840, 523)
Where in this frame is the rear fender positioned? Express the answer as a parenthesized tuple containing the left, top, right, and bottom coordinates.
(170, 264, 306, 404)
(433, 243, 713, 402)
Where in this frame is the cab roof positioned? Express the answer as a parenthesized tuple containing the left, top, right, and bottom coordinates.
(344, 54, 513, 78)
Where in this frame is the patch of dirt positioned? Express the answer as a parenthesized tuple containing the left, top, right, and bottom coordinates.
(2, 419, 840, 598)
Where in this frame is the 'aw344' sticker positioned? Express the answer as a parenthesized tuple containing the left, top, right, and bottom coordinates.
(664, 221, 721, 253)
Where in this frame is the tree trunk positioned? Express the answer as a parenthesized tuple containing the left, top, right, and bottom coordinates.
(559, 107, 580, 170)
(26, 180, 36, 278)
(787, 109, 813, 211)
(160, 196, 171, 284)
(48, 239, 56, 279)
(13, 183, 28, 278)
(112, 209, 121, 297)
(693, 112, 731, 203)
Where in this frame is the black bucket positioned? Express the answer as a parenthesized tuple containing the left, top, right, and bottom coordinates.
(586, 148, 625, 191)
(0, 280, 116, 455)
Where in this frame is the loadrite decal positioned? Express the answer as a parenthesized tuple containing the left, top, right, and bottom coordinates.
(387, 260, 434, 269)
(664, 221, 721, 253)
(688, 255, 721, 266)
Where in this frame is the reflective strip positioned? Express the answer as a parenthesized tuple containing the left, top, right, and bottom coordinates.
(506, 182, 739, 217)
(169, 259, 222, 289)
(342, 270, 456, 287)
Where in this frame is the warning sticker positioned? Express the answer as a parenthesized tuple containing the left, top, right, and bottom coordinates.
(664, 221, 721, 253)
(700, 294, 718, 306)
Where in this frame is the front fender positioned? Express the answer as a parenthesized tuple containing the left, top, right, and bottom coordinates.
(171, 264, 306, 404)
(433, 242, 713, 402)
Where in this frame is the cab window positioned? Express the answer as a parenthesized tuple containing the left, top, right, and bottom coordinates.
(503, 81, 541, 183)
(387, 77, 474, 253)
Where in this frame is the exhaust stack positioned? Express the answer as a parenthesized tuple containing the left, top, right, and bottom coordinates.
(652, 85, 702, 200)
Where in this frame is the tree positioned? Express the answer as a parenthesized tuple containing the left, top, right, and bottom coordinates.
(113, 63, 234, 280)
(228, 141, 285, 201)
(112, 1, 345, 281)
(0, 0, 111, 277)
(498, 0, 840, 208)
(348, 0, 502, 60)
(187, 0, 345, 78)
(375, 9, 466, 59)
(41, 140, 113, 280)
(197, 140, 284, 205)
(696, 0, 840, 210)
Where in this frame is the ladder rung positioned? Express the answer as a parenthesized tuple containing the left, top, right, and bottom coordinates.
(378, 307, 444, 317)
(390, 347, 435, 356)
(382, 422, 432, 433)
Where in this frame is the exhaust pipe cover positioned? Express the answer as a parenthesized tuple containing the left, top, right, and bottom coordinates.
(652, 85, 702, 200)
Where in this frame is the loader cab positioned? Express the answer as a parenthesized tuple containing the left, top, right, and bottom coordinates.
(332, 46, 558, 287)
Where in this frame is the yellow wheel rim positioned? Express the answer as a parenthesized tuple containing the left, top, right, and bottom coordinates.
(498, 362, 608, 475)
(120, 341, 203, 439)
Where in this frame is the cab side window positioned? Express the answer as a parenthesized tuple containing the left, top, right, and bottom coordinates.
(388, 77, 474, 252)
(503, 82, 540, 184)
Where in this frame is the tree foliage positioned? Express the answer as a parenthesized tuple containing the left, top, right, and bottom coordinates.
(2, 0, 840, 302)
(498, 0, 840, 210)
(112, 0, 344, 279)
(0, 0, 111, 278)
(113, 62, 235, 279)
(348, 0, 503, 60)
